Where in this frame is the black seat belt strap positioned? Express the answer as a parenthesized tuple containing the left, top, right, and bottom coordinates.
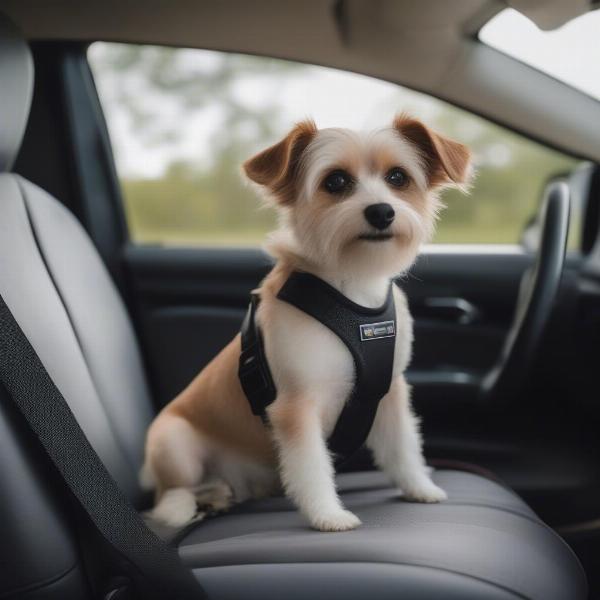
(0, 295, 205, 600)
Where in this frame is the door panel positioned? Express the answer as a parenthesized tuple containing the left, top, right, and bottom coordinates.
(124, 245, 271, 405)
(123, 244, 530, 408)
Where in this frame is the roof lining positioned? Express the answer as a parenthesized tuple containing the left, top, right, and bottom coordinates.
(1, 0, 598, 162)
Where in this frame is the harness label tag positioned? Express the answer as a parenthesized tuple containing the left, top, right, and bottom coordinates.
(359, 320, 395, 341)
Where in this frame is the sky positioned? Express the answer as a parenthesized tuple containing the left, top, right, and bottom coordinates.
(90, 8, 600, 179)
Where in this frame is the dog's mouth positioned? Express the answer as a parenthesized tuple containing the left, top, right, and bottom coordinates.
(358, 232, 394, 242)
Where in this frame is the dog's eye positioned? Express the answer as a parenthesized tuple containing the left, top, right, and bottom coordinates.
(322, 170, 353, 195)
(385, 167, 409, 188)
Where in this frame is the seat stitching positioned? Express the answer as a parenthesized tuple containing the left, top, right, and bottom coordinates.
(189, 560, 529, 599)
(422, 500, 537, 523)
(194, 497, 535, 523)
(180, 499, 587, 591)
(177, 501, 566, 551)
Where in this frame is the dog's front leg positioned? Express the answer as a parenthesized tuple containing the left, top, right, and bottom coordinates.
(268, 396, 361, 532)
(367, 376, 447, 502)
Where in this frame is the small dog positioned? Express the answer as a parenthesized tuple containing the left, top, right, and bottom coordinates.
(141, 114, 472, 532)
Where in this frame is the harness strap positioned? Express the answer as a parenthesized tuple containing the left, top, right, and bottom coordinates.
(239, 271, 396, 463)
(0, 294, 205, 600)
(239, 292, 277, 420)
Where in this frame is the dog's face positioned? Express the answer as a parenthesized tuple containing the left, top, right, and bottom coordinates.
(244, 115, 472, 276)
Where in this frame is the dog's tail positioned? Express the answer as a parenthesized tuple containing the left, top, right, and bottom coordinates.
(139, 459, 156, 491)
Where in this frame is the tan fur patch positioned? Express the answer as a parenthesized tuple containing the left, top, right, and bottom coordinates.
(368, 144, 430, 214)
(166, 335, 276, 466)
(369, 146, 410, 178)
(243, 120, 318, 205)
(393, 113, 471, 188)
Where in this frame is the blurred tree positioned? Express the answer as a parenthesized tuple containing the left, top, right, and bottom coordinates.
(92, 43, 307, 243)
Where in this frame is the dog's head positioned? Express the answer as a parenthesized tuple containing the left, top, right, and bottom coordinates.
(244, 115, 472, 276)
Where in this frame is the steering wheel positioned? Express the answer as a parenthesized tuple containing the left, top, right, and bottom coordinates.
(480, 181, 571, 403)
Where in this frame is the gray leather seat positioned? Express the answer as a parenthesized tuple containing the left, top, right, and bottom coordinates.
(0, 11, 588, 600)
(180, 470, 586, 599)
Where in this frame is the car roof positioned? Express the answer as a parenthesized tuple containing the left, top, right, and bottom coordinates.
(2, 0, 598, 161)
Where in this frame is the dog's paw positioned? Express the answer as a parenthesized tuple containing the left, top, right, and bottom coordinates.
(310, 509, 362, 532)
(149, 488, 202, 528)
(195, 480, 234, 514)
(402, 479, 447, 503)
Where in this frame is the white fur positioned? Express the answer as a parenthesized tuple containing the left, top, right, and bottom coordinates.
(139, 461, 155, 491)
(147, 480, 234, 528)
(269, 396, 362, 532)
(211, 448, 280, 503)
(142, 419, 276, 526)
(301, 127, 427, 198)
(143, 120, 466, 532)
(149, 488, 200, 528)
(286, 127, 438, 279)
(258, 280, 445, 530)
(367, 376, 446, 502)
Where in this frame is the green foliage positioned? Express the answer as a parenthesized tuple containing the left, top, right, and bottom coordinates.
(90, 43, 579, 247)
(122, 160, 277, 246)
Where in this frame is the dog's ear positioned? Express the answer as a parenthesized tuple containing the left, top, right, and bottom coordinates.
(393, 114, 472, 188)
(243, 120, 317, 204)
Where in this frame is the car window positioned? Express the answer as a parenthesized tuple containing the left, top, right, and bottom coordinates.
(480, 8, 600, 103)
(88, 42, 579, 247)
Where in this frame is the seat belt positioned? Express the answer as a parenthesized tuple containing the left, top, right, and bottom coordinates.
(0, 295, 205, 600)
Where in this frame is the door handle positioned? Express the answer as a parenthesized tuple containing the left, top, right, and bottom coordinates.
(422, 297, 481, 325)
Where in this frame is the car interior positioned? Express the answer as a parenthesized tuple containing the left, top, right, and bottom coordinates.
(1, 1, 600, 599)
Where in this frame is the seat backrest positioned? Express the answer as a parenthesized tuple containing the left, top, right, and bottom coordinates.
(0, 14, 156, 597)
(0, 16, 153, 504)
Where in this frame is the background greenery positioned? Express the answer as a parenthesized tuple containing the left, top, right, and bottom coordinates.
(89, 43, 579, 246)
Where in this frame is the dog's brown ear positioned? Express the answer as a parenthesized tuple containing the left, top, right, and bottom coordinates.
(393, 114, 471, 188)
(243, 120, 317, 204)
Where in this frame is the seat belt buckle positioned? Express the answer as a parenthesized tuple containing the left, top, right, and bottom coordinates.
(104, 576, 133, 600)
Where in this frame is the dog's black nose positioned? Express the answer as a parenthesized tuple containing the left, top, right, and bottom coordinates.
(364, 203, 395, 230)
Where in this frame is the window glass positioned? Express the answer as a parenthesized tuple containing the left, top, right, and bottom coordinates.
(88, 43, 579, 246)
(480, 8, 600, 103)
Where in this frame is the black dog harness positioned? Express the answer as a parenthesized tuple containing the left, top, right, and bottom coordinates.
(239, 271, 396, 463)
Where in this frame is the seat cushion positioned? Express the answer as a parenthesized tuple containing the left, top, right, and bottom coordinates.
(178, 470, 586, 600)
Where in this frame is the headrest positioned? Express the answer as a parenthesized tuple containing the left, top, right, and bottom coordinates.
(0, 12, 33, 173)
